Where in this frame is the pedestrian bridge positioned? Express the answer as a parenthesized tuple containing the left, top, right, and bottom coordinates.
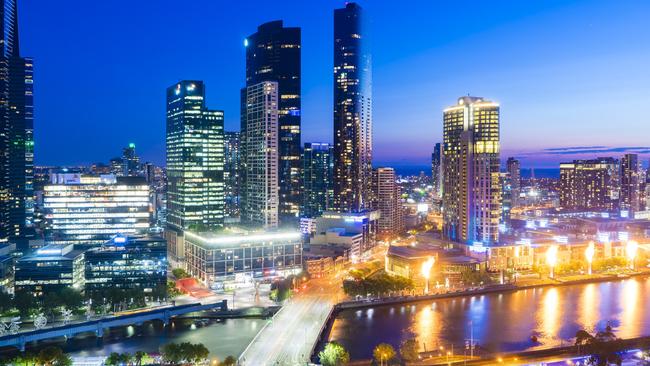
(0, 301, 227, 351)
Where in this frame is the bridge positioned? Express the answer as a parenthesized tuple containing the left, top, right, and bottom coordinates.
(0, 301, 227, 352)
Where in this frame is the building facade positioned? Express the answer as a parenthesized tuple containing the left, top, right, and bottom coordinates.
(84, 235, 167, 297)
(43, 174, 150, 248)
(165, 80, 225, 265)
(224, 131, 241, 220)
(301, 142, 333, 218)
(442, 97, 501, 245)
(241, 81, 279, 229)
(506, 157, 521, 208)
(373, 167, 403, 239)
(620, 153, 640, 215)
(559, 158, 619, 212)
(244, 20, 301, 224)
(14, 244, 84, 297)
(0, 0, 34, 248)
(431, 143, 442, 199)
(184, 230, 302, 289)
(333, 2, 372, 213)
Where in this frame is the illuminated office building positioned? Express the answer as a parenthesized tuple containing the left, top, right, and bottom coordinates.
(0, 0, 34, 248)
(559, 158, 619, 212)
(184, 229, 302, 289)
(431, 143, 442, 199)
(121, 143, 140, 176)
(244, 20, 301, 224)
(620, 153, 640, 215)
(372, 167, 403, 238)
(506, 157, 521, 207)
(14, 244, 84, 297)
(333, 2, 373, 213)
(165, 80, 225, 265)
(224, 131, 241, 220)
(84, 235, 167, 297)
(442, 96, 501, 245)
(43, 174, 150, 248)
(301, 142, 333, 218)
(241, 81, 279, 229)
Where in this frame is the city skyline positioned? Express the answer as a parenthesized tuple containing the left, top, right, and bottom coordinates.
(21, 0, 650, 169)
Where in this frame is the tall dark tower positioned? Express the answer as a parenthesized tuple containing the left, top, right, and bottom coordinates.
(333, 2, 372, 213)
(244, 21, 301, 225)
(0, 0, 34, 248)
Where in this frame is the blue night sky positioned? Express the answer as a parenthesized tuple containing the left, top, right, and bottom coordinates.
(21, 0, 650, 169)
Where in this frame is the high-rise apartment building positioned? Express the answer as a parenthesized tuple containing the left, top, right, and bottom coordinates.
(620, 153, 640, 215)
(301, 142, 333, 218)
(442, 96, 501, 245)
(122, 143, 140, 176)
(0, 0, 34, 247)
(241, 81, 279, 229)
(333, 2, 372, 213)
(43, 174, 150, 248)
(244, 21, 301, 224)
(224, 131, 241, 220)
(506, 157, 521, 207)
(431, 143, 442, 199)
(559, 158, 619, 212)
(373, 167, 403, 239)
(165, 81, 225, 264)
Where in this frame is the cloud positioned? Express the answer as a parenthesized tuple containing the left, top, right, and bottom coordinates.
(541, 146, 650, 155)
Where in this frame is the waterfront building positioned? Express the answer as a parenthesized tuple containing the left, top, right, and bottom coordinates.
(241, 81, 279, 229)
(84, 235, 167, 297)
(301, 142, 333, 218)
(165, 80, 225, 266)
(500, 172, 513, 223)
(559, 158, 619, 212)
(333, 2, 373, 213)
(620, 153, 641, 215)
(309, 210, 379, 261)
(43, 174, 150, 248)
(372, 167, 403, 239)
(0, 0, 34, 248)
(431, 143, 442, 199)
(183, 229, 302, 290)
(442, 96, 501, 245)
(224, 131, 241, 221)
(14, 244, 84, 297)
(244, 20, 301, 224)
(506, 157, 521, 207)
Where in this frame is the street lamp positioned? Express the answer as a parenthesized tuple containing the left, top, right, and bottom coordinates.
(421, 256, 435, 294)
(546, 245, 558, 279)
(585, 241, 595, 275)
(626, 240, 638, 270)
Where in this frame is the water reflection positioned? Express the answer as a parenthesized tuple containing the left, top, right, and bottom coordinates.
(328, 277, 650, 360)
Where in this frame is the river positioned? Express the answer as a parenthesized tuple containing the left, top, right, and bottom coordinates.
(328, 277, 650, 360)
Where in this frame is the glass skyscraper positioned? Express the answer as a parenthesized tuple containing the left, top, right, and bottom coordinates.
(244, 20, 301, 224)
(301, 142, 333, 218)
(165, 81, 225, 264)
(442, 96, 501, 245)
(333, 2, 372, 213)
(431, 143, 442, 199)
(224, 131, 241, 220)
(0, 0, 34, 248)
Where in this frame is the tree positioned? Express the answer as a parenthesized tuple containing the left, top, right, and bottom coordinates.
(37, 346, 72, 366)
(134, 351, 146, 366)
(399, 338, 419, 363)
(318, 341, 350, 366)
(172, 268, 190, 279)
(58, 288, 84, 310)
(0, 291, 12, 314)
(161, 343, 182, 365)
(574, 326, 624, 366)
(13, 291, 37, 317)
(219, 355, 237, 366)
(11, 352, 38, 366)
(373, 343, 396, 366)
(104, 352, 121, 366)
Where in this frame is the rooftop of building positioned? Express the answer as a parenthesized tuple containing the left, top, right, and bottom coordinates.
(19, 244, 83, 262)
(185, 229, 301, 247)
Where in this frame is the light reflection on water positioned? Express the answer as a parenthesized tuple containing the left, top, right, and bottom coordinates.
(328, 277, 649, 360)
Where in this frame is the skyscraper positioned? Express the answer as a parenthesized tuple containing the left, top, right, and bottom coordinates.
(373, 167, 403, 239)
(241, 81, 279, 229)
(244, 20, 301, 224)
(0, 0, 34, 247)
(224, 131, 241, 220)
(165, 81, 225, 265)
(559, 158, 619, 212)
(333, 2, 372, 213)
(620, 153, 640, 215)
(506, 157, 521, 207)
(301, 142, 333, 218)
(122, 143, 140, 176)
(442, 96, 501, 245)
(431, 143, 442, 199)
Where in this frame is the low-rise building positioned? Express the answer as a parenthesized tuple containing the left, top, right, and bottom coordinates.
(309, 210, 379, 261)
(184, 229, 303, 290)
(14, 244, 85, 297)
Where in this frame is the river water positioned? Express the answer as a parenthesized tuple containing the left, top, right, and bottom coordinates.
(328, 277, 650, 360)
